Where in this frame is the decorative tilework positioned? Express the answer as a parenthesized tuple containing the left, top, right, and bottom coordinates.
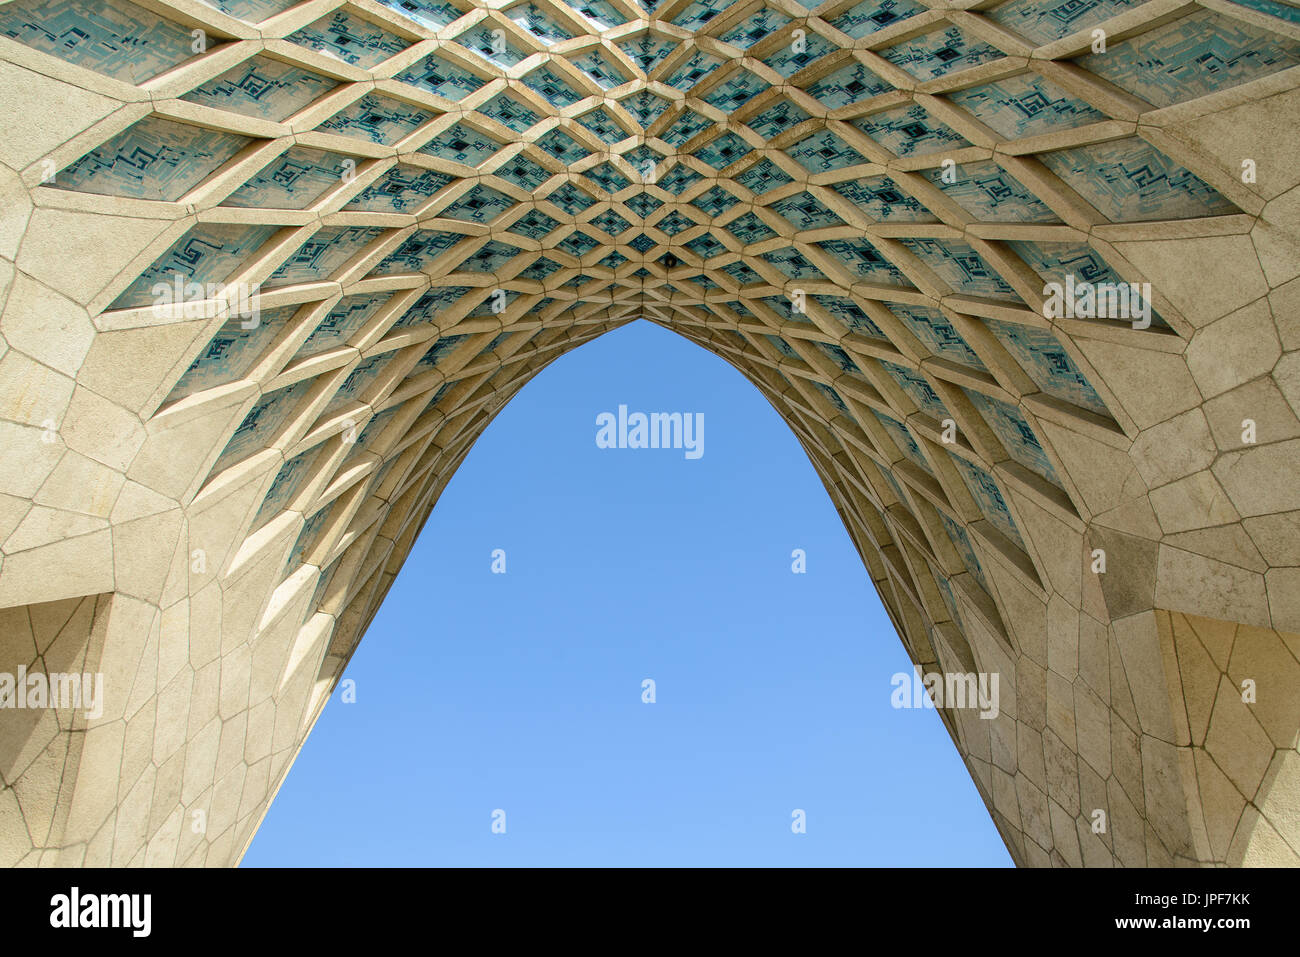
(492, 155, 551, 190)
(396, 54, 486, 101)
(419, 123, 502, 165)
(223, 147, 355, 209)
(785, 130, 866, 172)
(343, 165, 454, 213)
(112, 223, 277, 309)
(899, 238, 1021, 301)
(820, 295, 887, 338)
(1040, 137, 1237, 221)
(672, 0, 740, 30)
(590, 209, 632, 235)
(198, 0, 308, 22)
(547, 181, 598, 213)
(761, 30, 837, 77)
(964, 388, 1062, 486)
(0, 0, 195, 84)
(722, 261, 762, 284)
(748, 100, 813, 138)
(318, 94, 434, 145)
(183, 56, 338, 121)
(806, 62, 891, 108)
(720, 8, 791, 48)
(393, 287, 470, 328)
(251, 448, 320, 531)
(266, 226, 384, 288)
(661, 110, 714, 146)
(948, 453, 1026, 550)
(736, 158, 794, 193)
(761, 245, 821, 278)
(881, 359, 949, 416)
(573, 49, 628, 88)
(832, 175, 936, 222)
(455, 25, 528, 67)
(982, 318, 1108, 416)
(1078, 11, 1300, 108)
(478, 93, 541, 133)
(659, 163, 704, 194)
(694, 132, 754, 169)
(167, 305, 297, 402)
(989, 0, 1147, 46)
(536, 128, 591, 165)
(507, 3, 574, 43)
(771, 190, 844, 229)
(583, 161, 631, 192)
(523, 66, 586, 107)
(572, 0, 629, 28)
(854, 104, 969, 157)
(938, 509, 988, 590)
(575, 107, 627, 143)
(819, 238, 913, 286)
(559, 229, 600, 256)
(439, 184, 517, 222)
(520, 255, 564, 280)
(879, 26, 1005, 80)
(618, 33, 677, 73)
(1007, 239, 1167, 327)
(829, 0, 925, 38)
(323, 352, 393, 414)
(818, 341, 862, 375)
(625, 192, 665, 217)
(691, 186, 740, 218)
(210, 379, 313, 476)
(54, 116, 250, 201)
(373, 0, 464, 30)
(296, 294, 392, 359)
(885, 302, 986, 370)
(947, 73, 1105, 139)
(665, 50, 724, 89)
(459, 239, 522, 272)
(874, 409, 933, 473)
(725, 211, 777, 243)
(287, 11, 410, 68)
(621, 90, 672, 128)
(702, 70, 769, 111)
(371, 229, 465, 274)
(685, 232, 726, 258)
(924, 160, 1060, 223)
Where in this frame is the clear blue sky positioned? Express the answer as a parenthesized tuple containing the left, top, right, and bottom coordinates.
(243, 319, 1011, 866)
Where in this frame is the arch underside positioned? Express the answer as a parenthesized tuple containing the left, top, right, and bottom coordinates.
(0, 0, 1298, 866)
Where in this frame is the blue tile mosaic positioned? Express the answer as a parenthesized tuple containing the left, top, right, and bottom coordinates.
(182, 56, 338, 121)
(658, 163, 704, 194)
(761, 30, 838, 77)
(685, 232, 726, 258)
(829, 0, 925, 38)
(558, 230, 600, 256)
(702, 70, 769, 111)
(439, 184, 517, 222)
(371, 229, 465, 275)
(507, 209, 561, 240)
(924, 159, 1060, 222)
(832, 175, 936, 222)
(989, 0, 1149, 46)
(1007, 239, 1167, 327)
(459, 239, 522, 272)
(523, 66, 586, 107)
(722, 261, 762, 284)
(885, 302, 986, 369)
(210, 378, 313, 476)
(786, 129, 867, 172)
(938, 508, 988, 590)
(1040, 137, 1237, 221)
(771, 190, 845, 228)
(625, 191, 665, 217)
(874, 409, 933, 473)
(965, 388, 1062, 486)
(881, 359, 949, 416)
(949, 452, 1026, 550)
(455, 24, 528, 67)
(819, 238, 913, 286)
(820, 295, 887, 338)
(720, 8, 791, 48)
(288, 11, 410, 68)
(507, 3, 573, 42)
(323, 352, 394, 414)
(392, 286, 471, 328)
(396, 54, 486, 100)
(591, 209, 632, 235)
(984, 317, 1109, 416)
(672, 0, 740, 30)
(419, 123, 502, 165)
(661, 110, 715, 147)
(493, 155, 551, 191)
(618, 33, 677, 73)
(573, 49, 628, 88)
(373, 0, 464, 31)
(819, 341, 862, 375)
(879, 26, 1005, 80)
(655, 210, 698, 236)
(266, 226, 384, 288)
(223, 146, 356, 209)
(854, 104, 969, 157)
(761, 245, 821, 279)
(54, 116, 250, 201)
(584, 161, 631, 192)
(478, 93, 542, 133)
(665, 50, 724, 89)
(0, 0, 195, 84)
(318, 93, 434, 145)
(343, 165, 454, 213)
(748, 99, 813, 138)
(621, 90, 672, 128)
(694, 131, 754, 169)
(251, 447, 319, 532)
(899, 238, 1021, 301)
(296, 294, 391, 359)
(112, 223, 277, 309)
(167, 304, 297, 402)
(547, 181, 599, 213)
(571, 0, 629, 28)
(806, 62, 892, 108)
(946, 73, 1105, 139)
(736, 158, 794, 193)
(691, 186, 741, 217)
(725, 211, 777, 243)
(575, 107, 627, 143)
(521, 256, 564, 279)
(1078, 11, 1300, 108)
(536, 128, 591, 165)
(197, 0, 308, 22)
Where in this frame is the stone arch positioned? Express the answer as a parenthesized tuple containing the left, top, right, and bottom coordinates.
(0, 0, 1297, 866)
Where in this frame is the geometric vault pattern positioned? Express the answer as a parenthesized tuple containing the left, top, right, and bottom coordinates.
(0, 0, 1298, 867)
